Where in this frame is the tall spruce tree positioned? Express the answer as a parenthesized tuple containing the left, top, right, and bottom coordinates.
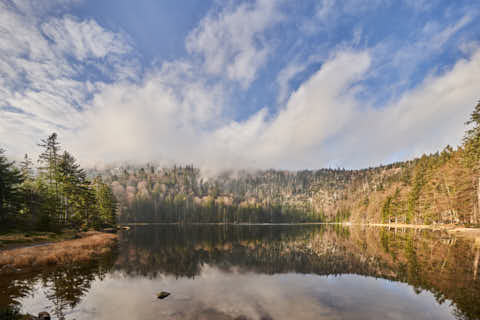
(38, 133, 61, 223)
(464, 100, 480, 223)
(0, 149, 24, 222)
(94, 177, 117, 227)
(464, 100, 480, 166)
(58, 151, 88, 225)
(20, 154, 34, 178)
(19, 154, 36, 220)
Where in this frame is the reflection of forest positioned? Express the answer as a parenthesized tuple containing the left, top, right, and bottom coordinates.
(116, 225, 480, 320)
(2, 225, 480, 320)
(0, 252, 116, 319)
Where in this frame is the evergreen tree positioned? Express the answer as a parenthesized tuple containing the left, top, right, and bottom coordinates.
(94, 177, 117, 227)
(464, 100, 480, 166)
(19, 153, 37, 221)
(463, 100, 480, 224)
(0, 149, 25, 222)
(38, 133, 61, 222)
(57, 151, 88, 225)
(20, 153, 34, 178)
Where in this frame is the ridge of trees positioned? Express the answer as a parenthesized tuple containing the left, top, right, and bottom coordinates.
(3, 101, 480, 226)
(92, 100, 480, 225)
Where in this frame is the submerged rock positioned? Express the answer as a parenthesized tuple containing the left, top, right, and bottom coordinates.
(38, 311, 51, 320)
(157, 291, 171, 299)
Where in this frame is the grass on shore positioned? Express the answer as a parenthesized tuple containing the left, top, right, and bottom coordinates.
(0, 229, 82, 249)
(0, 232, 117, 271)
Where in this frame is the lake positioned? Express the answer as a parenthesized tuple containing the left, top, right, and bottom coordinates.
(1, 224, 480, 320)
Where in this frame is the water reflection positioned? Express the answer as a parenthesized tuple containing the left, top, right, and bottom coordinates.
(0, 252, 116, 319)
(2, 225, 480, 320)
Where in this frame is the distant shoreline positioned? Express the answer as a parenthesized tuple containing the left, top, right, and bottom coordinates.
(119, 221, 480, 229)
(117, 221, 480, 240)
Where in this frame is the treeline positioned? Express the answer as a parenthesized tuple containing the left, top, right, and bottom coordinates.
(92, 100, 480, 226)
(98, 165, 325, 223)
(0, 133, 116, 231)
(358, 101, 480, 225)
(93, 162, 398, 224)
(93, 160, 410, 224)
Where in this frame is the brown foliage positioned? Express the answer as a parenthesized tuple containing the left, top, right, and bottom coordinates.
(0, 232, 117, 270)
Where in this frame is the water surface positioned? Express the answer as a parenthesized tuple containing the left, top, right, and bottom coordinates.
(2, 224, 480, 319)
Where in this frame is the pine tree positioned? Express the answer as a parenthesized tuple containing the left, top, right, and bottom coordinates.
(0, 149, 25, 222)
(58, 151, 88, 225)
(464, 100, 480, 166)
(20, 154, 34, 179)
(19, 154, 36, 220)
(38, 133, 61, 222)
(463, 100, 480, 224)
(94, 177, 117, 227)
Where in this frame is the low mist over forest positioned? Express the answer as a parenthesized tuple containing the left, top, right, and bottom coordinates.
(85, 101, 480, 225)
(3, 101, 480, 226)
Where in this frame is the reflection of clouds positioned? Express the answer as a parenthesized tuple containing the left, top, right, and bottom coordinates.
(19, 265, 455, 320)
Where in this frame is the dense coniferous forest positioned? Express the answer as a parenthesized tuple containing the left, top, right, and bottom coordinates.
(92, 101, 480, 225)
(0, 133, 116, 231)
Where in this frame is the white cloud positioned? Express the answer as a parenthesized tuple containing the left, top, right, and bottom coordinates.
(64, 60, 226, 166)
(65, 51, 371, 169)
(1, 0, 479, 172)
(260, 48, 480, 169)
(186, 0, 281, 88)
(257, 51, 371, 162)
(302, 0, 390, 34)
(0, 0, 137, 158)
(276, 63, 307, 105)
(41, 16, 131, 60)
(68, 47, 480, 170)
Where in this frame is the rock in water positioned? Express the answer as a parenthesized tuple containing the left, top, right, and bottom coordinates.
(157, 291, 171, 299)
(38, 311, 51, 320)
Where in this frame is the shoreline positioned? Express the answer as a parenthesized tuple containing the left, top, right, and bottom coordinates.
(118, 221, 480, 240)
(342, 222, 480, 242)
(0, 231, 117, 274)
(120, 221, 479, 229)
(0, 229, 84, 250)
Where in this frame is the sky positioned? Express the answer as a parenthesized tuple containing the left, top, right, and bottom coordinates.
(0, 0, 479, 170)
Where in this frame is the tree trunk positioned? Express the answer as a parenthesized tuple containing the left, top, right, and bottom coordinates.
(474, 246, 479, 281)
(476, 175, 480, 224)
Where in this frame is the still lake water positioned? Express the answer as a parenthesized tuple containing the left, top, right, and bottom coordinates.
(1, 224, 480, 320)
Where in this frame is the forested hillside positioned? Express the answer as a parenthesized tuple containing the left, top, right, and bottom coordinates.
(94, 101, 480, 225)
(3, 102, 479, 226)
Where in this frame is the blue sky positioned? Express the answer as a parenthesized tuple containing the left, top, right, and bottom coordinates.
(0, 0, 479, 170)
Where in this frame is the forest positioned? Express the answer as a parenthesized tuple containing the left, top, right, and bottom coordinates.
(92, 101, 480, 226)
(0, 133, 117, 231)
(3, 101, 480, 227)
